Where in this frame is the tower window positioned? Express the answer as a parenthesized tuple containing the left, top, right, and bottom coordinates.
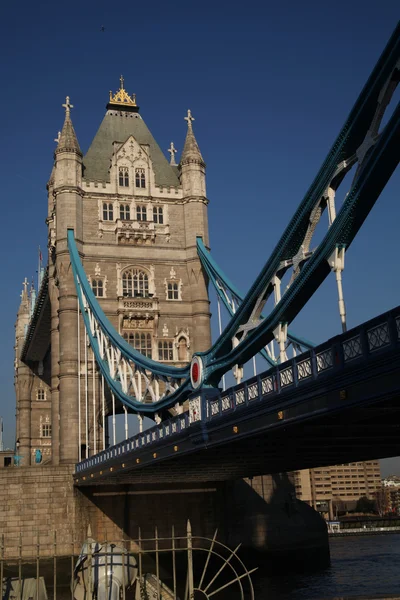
(120, 204, 131, 220)
(92, 279, 104, 297)
(158, 340, 173, 361)
(153, 207, 163, 224)
(41, 424, 52, 438)
(137, 205, 147, 221)
(135, 168, 146, 188)
(103, 203, 114, 221)
(123, 332, 152, 358)
(122, 269, 149, 297)
(119, 167, 129, 187)
(167, 282, 179, 300)
(36, 389, 45, 401)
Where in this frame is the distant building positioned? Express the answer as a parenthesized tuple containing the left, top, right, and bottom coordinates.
(293, 461, 381, 517)
(378, 476, 400, 514)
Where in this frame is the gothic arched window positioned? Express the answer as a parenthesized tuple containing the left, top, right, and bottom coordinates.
(153, 206, 163, 224)
(122, 269, 149, 297)
(137, 205, 147, 221)
(103, 203, 113, 221)
(120, 204, 130, 220)
(135, 168, 146, 188)
(119, 167, 129, 187)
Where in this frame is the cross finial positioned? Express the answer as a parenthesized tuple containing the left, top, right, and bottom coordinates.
(184, 109, 195, 128)
(22, 277, 29, 296)
(62, 96, 73, 117)
(54, 131, 61, 144)
(168, 141, 177, 165)
(120, 75, 124, 89)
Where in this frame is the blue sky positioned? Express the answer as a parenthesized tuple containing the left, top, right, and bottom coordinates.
(0, 1, 398, 475)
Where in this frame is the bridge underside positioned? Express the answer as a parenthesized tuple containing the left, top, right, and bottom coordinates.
(75, 347, 400, 487)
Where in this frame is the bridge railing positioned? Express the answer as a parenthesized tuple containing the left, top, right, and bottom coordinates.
(75, 307, 400, 474)
(204, 307, 400, 421)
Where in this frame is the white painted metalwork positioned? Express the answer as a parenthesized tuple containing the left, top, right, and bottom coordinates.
(280, 366, 294, 387)
(316, 349, 333, 372)
(76, 273, 186, 409)
(85, 332, 89, 459)
(221, 395, 232, 411)
(247, 383, 258, 401)
(189, 396, 202, 423)
(101, 375, 105, 451)
(92, 351, 96, 455)
(297, 358, 312, 380)
(219, 64, 398, 359)
(235, 389, 245, 405)
(111, 392, 116, 446)
(217, 296, 226, 391)
(77, 297, 82, 462)
(261, 376, 274, 395)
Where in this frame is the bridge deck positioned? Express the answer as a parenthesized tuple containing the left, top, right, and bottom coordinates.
(75, 307, 400, 486)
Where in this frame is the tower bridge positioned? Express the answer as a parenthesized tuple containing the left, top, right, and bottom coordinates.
(8, 24, 400, 563)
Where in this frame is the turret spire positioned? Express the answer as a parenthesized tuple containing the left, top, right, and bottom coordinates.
(168, 142, 177, 165)
(180, 110, 205, 167)
(55, 96, 82, 156)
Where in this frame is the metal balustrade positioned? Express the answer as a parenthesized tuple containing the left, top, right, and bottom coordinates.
(76, 306, 400, 475)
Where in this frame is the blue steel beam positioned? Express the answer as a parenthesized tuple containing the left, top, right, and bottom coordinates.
(194, 25, 400, 385)
(196, 237, 314, 367)
(200, 101, 400, 384)
(68, 230, 191, 413)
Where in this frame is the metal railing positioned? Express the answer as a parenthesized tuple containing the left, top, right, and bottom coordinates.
(1, 522, 256, 600)
(76, 307, 400, 475)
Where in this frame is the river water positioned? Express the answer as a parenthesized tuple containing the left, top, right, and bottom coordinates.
(252, 534, 400, 599)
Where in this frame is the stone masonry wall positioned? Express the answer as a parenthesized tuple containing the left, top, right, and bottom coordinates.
(0, 465, 82, 558)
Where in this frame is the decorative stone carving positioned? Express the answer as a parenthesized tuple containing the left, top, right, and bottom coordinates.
(162, 323, 169, 337)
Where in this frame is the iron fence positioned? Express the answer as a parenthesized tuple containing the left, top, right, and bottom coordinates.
(1, 522, 256, 600)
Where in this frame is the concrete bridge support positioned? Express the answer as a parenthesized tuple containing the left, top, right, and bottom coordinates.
(0, 466, 329, 569)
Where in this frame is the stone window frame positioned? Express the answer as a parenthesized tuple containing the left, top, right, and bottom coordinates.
(92, 279, 105, 298)
(136, 205, 147, 222)
(89, 271, 107, 299)
(122, 268, 149, 298)
(158, 339, 174, 362)
(119, 203, 131, 221)
(118, 167, 129, 187)
(36, 388, 46, 401)
(153, 206, 164, 224)
(135, 168, 146, 188)
(123, 330, 153, 359)
(117, 264, 156, 298)
(102, 202, 114, 221)
(41, 423, 52, 438)
(164, 278, 182, 301)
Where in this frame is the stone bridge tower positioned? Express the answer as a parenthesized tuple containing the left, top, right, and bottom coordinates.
(15, 79, 211, 466)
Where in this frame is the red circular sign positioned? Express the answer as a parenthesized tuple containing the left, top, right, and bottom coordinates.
(191, 362, 199, 383)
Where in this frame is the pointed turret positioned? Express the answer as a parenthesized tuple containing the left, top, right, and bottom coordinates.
(180, 110, 205, 167)
(55, 97, 82, 156)
(179, 110, 206, 199)
(17, 278, 30, 318)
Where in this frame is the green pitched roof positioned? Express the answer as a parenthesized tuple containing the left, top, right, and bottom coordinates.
(83, 111, 180, 187)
